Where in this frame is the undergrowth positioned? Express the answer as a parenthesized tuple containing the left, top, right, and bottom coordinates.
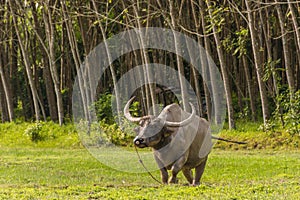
(0, 122, 80, 148)
(0, 120, 299, 150)
(216, 120, 300, 150)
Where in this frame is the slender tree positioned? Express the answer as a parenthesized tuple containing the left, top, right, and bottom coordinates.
(287, 0, 300, 76)
(42, 1, 64, 125)
(0, 55, 14, 122)
(8, 0, 42, 121)
(205, 1, 235, 129)
(91, 0, 122, 124)
(245, 0, 270, 126)
(61, 0, 90, 122)
(275, 1, 295, 94)
(0, 2, 14, 122)
(132, 0, 158, 115)
(168, 0, 190, 112)
(31, 2, 58, 122)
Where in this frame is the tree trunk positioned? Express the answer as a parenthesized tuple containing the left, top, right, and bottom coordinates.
(91, 0, 122, 124)
(242, 54, 257, 121)
(120, 0, 148, 115)
(61, 0, 90, 122)
(0, 8, 14, 122)
(199, 0, 213, 121)
(42, 2, 64, 125)
(0, 79, 9, 122)
(245, 0, 269, 126)
(30, 2, 58, 122)
(132, 1, 157, 115)
(232, 11, 257, 121)
(206, 0, 235, 129)
(169, 0, 190, 112)
(189, 0, 206, 117)
(287, 0, 300, 87)
(275, 1, 295, 94)
(8, 0, 41, 121)
(0, 58, 14, 121)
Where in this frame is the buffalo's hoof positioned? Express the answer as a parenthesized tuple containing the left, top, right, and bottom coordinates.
(192, 182, 200, 187)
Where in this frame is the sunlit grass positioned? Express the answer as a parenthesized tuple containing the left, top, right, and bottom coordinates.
(0, 122, 299, 199)
(0, 148, 299, 199)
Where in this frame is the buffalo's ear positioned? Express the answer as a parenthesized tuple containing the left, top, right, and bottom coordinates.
(163, 127, 174, 137)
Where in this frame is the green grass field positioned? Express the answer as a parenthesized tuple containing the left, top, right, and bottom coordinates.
(0, 122, 299, 199)
(0, 148, 299, 199)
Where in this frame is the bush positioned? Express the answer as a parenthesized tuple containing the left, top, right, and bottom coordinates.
(79, 120, 136, 147)
(24, 122, 44, 142)
(272, 90, 300, 135)
(94, 93, 115, 124)
(284, 91, 300, 135)
(93, 93, 141, 125)
(101, 120, 136, 146)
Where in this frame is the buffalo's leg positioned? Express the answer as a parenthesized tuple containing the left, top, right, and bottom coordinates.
(169, 154, 189, 184)
(155, 156, 169, 184)
(193, 156, 208, 186)
(182, 168, 193, 185)
(160, 167, 168, 184)
(169, 169, 179, 184)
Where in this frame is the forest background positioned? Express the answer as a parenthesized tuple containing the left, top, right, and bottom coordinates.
(0, 0, 300, 137)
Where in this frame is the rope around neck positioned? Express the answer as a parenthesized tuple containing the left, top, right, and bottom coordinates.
(134, 146, 162, 185)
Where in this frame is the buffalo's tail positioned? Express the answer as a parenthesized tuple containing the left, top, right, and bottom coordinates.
(212, 136, 247, 145)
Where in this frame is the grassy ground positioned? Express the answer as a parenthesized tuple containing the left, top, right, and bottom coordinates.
(0, 148, 299, 199)
(0, 122, 299, 199)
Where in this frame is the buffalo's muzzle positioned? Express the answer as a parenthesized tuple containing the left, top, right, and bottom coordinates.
(133, 137, 147, 147)
(134, 137, 143, 145)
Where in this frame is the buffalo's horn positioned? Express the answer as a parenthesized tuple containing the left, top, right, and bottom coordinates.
(165, 103, 196, 127)
(123, 96, 142, 122)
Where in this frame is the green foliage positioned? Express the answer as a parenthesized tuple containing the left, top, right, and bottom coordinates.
(0, 122, 31, 147)
(222, 27, 250, 58)
(99, 120, 135, 146)
(2, 120, 300, 150)
(283, 91, 300, 135)
(205, 3, 228, 33)
(24, 122, 44, 142)
(91, 93, 139, 145)
(128, 101, 140, 117)
(271, 90, 300, 135)
(258, 120, 277, 133)
(94, 93, 141, 125)
(220, 120, 300, 150)
(94, 93, 115, 124)
(233, 27, 249, 57)
(263, 59, 282, 83)
(79, 120, 135, 147)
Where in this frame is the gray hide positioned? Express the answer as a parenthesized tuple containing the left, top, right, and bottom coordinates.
(124, 99, 212, 185)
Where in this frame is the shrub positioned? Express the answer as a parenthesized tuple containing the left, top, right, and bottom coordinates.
(284, 91, 300, 135)
(272, 90, 300, 135)
(101, 120, 136, 146)
(94, 93, 115, 124)
(77, 119, 136, 147)
(24, 122, 44, 142)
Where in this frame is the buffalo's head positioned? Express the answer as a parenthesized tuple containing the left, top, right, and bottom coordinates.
(124, 97, 195, 148)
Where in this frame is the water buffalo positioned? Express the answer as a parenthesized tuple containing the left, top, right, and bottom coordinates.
(124, 97, 212, 186)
